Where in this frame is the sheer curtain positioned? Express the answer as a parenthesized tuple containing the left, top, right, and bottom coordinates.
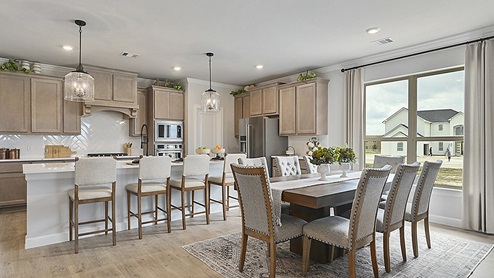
(344, 69, 364, 170)
(463, 39, 494, 234)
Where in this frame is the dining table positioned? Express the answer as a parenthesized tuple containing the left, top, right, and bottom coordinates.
(269, 170, 393, 263)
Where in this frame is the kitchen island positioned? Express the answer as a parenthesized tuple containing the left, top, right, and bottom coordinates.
(23, 160, 224, 249)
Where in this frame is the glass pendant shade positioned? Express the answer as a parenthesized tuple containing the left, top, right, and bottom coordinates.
(201, 89, 220, 112)
(64, 70, 94, 102)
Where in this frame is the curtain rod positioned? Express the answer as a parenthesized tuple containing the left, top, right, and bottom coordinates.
(340, 35, 494, 73)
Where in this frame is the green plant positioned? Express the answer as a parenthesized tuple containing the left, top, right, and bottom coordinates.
(230, 89, 247, 96)
(337, 145, 357, 164)
(163, 80, 183, 91)
(0, 59, 32, 73)
(310, 146, 338, 165)
(297, 70, 316, 82)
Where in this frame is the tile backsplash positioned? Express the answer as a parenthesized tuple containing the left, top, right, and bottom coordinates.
(0, 111, 142, 159)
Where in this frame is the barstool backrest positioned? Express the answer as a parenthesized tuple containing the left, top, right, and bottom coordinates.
(75, 157, 116, 186)
(139, 156, 172, 180)
(183, 155, 210, 176)
(223, 153, 247, 174)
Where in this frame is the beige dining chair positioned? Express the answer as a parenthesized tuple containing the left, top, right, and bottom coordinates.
(272, 156, 302, 177)
(170, 154, 210, 230)
(301, 165, 392, 278)
(208, 153, 246, 220)
(373, 155, 406, 174)
(302, 156, 317, 174)
(68, 157, 117, 254)
(376, 162, 420, 272)
(405, 160, 442, 258)
(125, 156, 172, 239)
(231, 163, 307, 278)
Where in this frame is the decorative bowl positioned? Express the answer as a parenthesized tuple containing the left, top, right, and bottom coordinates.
(196, 148, 210, 155)
(211, 148, 225, 154)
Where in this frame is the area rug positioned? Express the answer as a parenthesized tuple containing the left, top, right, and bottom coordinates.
(182, 230, 493, 277)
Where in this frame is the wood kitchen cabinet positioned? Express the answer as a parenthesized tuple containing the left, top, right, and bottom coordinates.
(249, 83, 280, 116)
(279, 78, 328, 135)
(0, 72, 30, 133)
(129, 88, 147, 136)
(63, 100, 81, 134)
(234, 93, 250, 137)
(31, 77, 63, 133)
(148, 86, 184, 121)
(0, 162, 26, 208)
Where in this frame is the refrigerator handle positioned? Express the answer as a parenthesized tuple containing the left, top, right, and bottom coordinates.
(246, 124, 252, 158)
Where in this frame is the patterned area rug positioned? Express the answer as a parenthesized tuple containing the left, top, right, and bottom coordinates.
(183, 230, 493, 277)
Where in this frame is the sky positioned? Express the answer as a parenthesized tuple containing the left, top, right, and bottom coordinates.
(365, 70, 464, 135)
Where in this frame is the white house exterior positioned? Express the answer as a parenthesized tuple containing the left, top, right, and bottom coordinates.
(381, 107, 464, 157)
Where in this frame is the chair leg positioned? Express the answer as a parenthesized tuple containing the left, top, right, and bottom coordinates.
(301, 236, 312, 276)
(400, 226, 407, 262)
(74, 200, 79, 254)
(205, 186, 210, 225)
(69, 198, 73, 241)
(138, 192, 142, 239)
(330, 244, 337, 262)
(424, 216, 431, 249)
(371, 239, 379, 278)
(383, 231, 391, 273)
(112, 190, 116, 246)
(127, 191, 131, 230)
(105, 201, 109, 235)
(166, 190, 171, 233)
(226, 186, 231, 211)
(412, 221, 419, 258)
(221, 185, 227, 221)
(155, 195, 159, 225)
(269, 240, 276, 278)
(348, 249, 357, 278)
(181, 189, 186, 230)
(239, 233, 248, 272)
(191, 191, 195, 217)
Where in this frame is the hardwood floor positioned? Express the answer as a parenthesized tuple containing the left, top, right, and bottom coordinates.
(1, 207, 493, 277)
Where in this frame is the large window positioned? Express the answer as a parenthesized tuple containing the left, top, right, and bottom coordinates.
(365, 68, 464, 188)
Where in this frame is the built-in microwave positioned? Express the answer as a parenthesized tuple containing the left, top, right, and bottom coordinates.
(155, 120, 183, 142)
(155, 143, 183, 161)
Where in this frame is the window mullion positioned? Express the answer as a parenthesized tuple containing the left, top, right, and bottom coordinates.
(408, 76, 418, 163)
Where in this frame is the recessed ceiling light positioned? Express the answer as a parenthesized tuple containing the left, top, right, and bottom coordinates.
(62, 45, 73, 51)
(256, 65, 264, 69)
(366, 27, 381, 34)
(173, 66, 181, 71)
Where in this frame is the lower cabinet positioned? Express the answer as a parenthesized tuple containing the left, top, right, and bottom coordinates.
(0, 163, 26, 208)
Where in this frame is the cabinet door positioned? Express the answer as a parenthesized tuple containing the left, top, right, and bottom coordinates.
(249, 89, 262, 116)
(262, 85, 278, 115)
(63, 100, 81, 134)
(130, 89, 147, 136)
(0, 74, 30, 133)
(0, 173, 27, 207)
(242, 95, 250, 118)
(154, 89, 170, 119)
(296, 83, 317, 134)
(31, 78, 62, 133)
(279, 87, 296, 135)
(112, 73, 136, 103)
(169, 91, 184, 120)
(90, 69, 112, 101)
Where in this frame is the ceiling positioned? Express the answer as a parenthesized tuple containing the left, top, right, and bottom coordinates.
(1, 0, 494, 85)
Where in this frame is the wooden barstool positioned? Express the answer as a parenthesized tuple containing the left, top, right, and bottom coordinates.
(126, 156, 172, 239)
(68, 157, 117, 254)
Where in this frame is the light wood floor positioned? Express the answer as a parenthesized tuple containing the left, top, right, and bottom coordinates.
(1, 207, 493, 277)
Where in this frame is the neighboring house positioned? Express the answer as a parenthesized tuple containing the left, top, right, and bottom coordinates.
(381, 107, 464, 156)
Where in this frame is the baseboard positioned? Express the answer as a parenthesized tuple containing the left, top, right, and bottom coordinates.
(429, 214, 462, 228)
(25, 232, 68, 249)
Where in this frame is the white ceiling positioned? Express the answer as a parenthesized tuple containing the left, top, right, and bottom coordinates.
(1, 0, 494, 85)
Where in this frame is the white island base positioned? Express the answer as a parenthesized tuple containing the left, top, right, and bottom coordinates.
(23, 161, 225, 249)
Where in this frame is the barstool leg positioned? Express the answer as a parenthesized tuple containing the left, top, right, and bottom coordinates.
(205, 185, 210, 225)
(155, 195, 159, 224)
(105, 201, 109, 235)
(75, 200, 79, 254)
(138, 192, 142, 239)
(69, 198, 73, 241)
(191, 191, 195, 217)
(221, 185, 227, 221)
(181, 189, 186, 230)
(127, 191, 131, 230)
(112, 190, 116, 246)
(166, 189, 171, 233)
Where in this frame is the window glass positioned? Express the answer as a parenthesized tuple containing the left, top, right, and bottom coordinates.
(438, 124, 443, 131)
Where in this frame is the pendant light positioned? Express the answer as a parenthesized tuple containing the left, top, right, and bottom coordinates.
(201, 52, 220, 112)
(64, 20, 94, 102)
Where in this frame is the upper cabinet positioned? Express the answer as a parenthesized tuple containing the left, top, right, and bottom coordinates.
(83, 66, 138, 117)
(31, 77, 63, 133)
(279, 78, 328, 136)
(147, 86, 184, 121)
(129, 88, 147, 136)
(249, 83, 280, 116)
(234, 93, 250, 137)
(0, 72, 30, 133)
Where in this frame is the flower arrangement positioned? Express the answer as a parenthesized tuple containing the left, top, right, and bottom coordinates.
(310, 146, 338, 165)
(305, 137, 320, 156)
(297, 70, 317, 82)
(336, 145, 357, 164)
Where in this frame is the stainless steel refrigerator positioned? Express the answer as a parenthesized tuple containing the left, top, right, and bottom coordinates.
(239, 116, 288, 175)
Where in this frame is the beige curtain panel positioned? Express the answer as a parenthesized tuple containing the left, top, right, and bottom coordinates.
(344, 68, 365, 170)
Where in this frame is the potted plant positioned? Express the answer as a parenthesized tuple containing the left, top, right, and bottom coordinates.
(310, 146, 338, 180)
(336, 145, 356, 178)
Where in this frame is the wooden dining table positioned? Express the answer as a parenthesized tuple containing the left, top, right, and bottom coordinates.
(270, 171, 393, 263)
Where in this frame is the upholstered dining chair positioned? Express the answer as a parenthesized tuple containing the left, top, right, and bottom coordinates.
(302, 156, 317, 174)
(231, 164, 307, 278)
(405, 160, 442, 258)
(170, 154, 210, 230)
(125, 156, 172, 239)
(375, 162, 420, 272)
(373, 155, 406, 174)
(208, 153, 246, 220)
(69, 157, 117, 254)
(272, 156, 302, 177)
(301, 165, 392, 278)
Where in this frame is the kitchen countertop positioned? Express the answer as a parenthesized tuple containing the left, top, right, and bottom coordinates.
(0, 156, 142, 163)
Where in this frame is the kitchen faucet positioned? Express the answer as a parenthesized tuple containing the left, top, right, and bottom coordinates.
(140, 124, 149, 156)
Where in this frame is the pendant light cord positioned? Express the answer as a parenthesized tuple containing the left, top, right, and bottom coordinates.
(208, 55, 212, 91)
(78, 25, 82, 67)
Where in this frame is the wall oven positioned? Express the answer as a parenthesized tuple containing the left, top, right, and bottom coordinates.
(155, 120, 183, 142)
(155, 143, 183, 161)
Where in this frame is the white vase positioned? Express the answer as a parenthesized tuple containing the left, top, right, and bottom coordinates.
(340, 162, 351, 178)
(317, 164, 330, 181)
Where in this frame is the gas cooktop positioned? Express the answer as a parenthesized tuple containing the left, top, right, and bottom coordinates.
(87, 153, 128, 157)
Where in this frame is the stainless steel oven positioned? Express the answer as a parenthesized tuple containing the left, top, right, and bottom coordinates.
(155, 120, 183, 142)
(155, 143, 183, 161)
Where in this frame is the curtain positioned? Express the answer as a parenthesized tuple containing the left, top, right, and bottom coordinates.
(463, 39, 494, 234)
(344, 69, 365, 170)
